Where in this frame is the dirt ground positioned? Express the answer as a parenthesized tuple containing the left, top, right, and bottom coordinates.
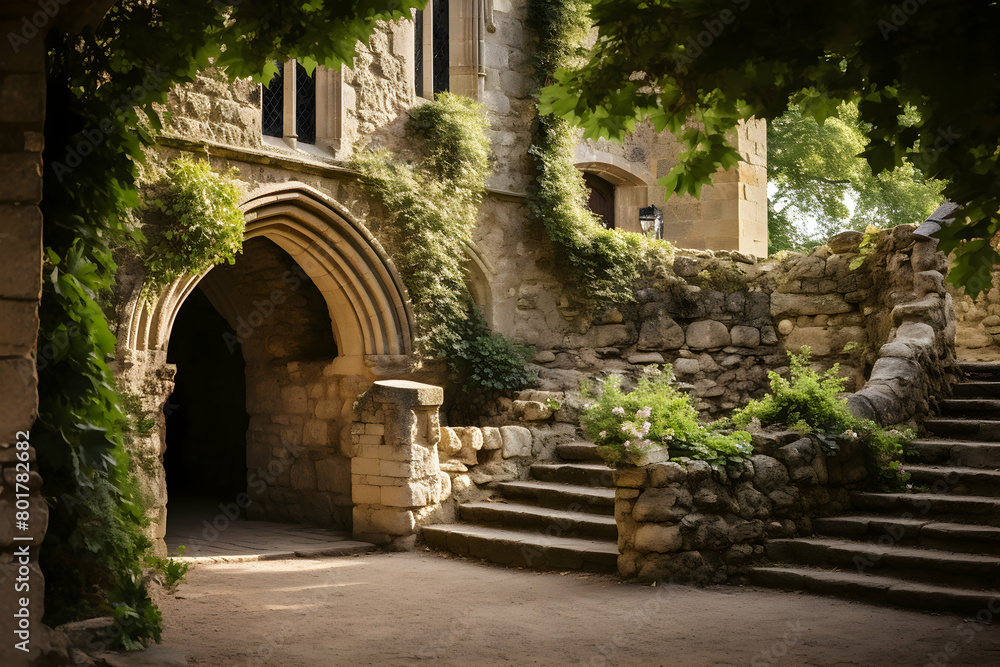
(157, 551, 1000, 667)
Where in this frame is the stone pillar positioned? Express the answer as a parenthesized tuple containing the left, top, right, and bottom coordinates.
(351, 380, 450, 546)
(0, 7, 48, 663)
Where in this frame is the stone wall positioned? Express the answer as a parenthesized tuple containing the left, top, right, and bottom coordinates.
(350, 380, 450, 546)
(844, 225, 956, 425)
(0, 14, 48, 664)
(614, 429, 869, 584)
(517, 223, 955, 426)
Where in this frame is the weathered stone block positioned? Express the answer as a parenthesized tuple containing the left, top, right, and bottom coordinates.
(729, 325, 760, 348)
(634, 523, 682, 553)
(370, 508, 415, 535)
(686, 320, 731, 349)
(290, 460, 316, 490)
(281, 386, 309, 414)
(351, 457, 381, 476)
(673, 358, 700, 376)
(0, 358, 36, 446)
(303, 420, 328, 446)
(628, 352, 666, 365)
(381, 482, 430, 507)
(351, 483, 380, 505)
(438, 427, 462, 456)
(481, 426, 502, 450)
(514, 400, 552, 421)
(499, 425, 532, 458)
(0, 205, 42, 300)
(637, 315, 685, 351)
(771, 292, 851, 317)
(632, 486, 692, 522)
(613, 467, 647, 488)
(785, 327, 832, 355)
(649, 462, 687, 487)
(750, 455, 789, 494)
(827, 230, 863, 254)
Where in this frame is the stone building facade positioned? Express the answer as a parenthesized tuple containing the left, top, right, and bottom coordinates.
(109, 0, 771, 553)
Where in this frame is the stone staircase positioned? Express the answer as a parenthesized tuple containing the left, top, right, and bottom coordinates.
(750, 361, 1000, 614)
(423, 442, 620, 572)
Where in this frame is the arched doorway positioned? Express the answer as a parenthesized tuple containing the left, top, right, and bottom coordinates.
(118, 183, 416, 554)
(163, 286, 250, 518)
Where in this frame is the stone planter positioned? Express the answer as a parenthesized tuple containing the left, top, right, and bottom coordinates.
(621, 447, 671, 467)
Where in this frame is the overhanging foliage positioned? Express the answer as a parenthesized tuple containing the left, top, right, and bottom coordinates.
(540, 0, 1000, 296)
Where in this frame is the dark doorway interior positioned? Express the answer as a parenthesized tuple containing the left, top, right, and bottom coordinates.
(585, 172, 616, 229)
(164, 285, 250, 514)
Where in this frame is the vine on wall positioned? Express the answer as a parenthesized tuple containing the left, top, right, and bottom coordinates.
(137, 155, 245, 299)
(525, 0, 663, 305)
(352, 93, 535, 391)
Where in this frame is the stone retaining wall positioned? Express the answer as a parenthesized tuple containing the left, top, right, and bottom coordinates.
(524, 223, 954, 427)
(614, 430, 869, 583)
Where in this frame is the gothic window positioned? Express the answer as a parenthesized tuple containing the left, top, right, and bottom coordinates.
(261, 63, 283, 138)
(585, 173, 616, 230)
(259, 60, 317, 145)
(414, 1, 493, 100)
(432, 0, 450, 94)
(295, 63, 317, 144)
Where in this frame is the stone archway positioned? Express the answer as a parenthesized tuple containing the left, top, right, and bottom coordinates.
(117, 182, 416, 553)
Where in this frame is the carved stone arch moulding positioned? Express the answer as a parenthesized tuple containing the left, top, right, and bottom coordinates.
(122, 182, 416, 370)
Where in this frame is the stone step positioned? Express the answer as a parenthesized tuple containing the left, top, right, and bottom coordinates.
(765, 537, 1000, 590)
(749, 566, 998, 615)
(422, 523, 618, 572)
(959, 361, 1000, 381)
(908, 439, 1000, 469)
(851, 491, 1000, 526)
(923, 418, 1000, 441)
(497, 481, 616, 516)
(904, 464, 1000, 497)
(458, 501, 618, 540)
(530, 462, 614, 488)
(940, 398, 1000, 418)
(555, 442, 603, 463)
(814, 515, 1000, 556)
(952, 381, 1000, 399)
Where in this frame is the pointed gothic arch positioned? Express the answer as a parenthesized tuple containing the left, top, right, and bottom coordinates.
(122, 182, 415, 368)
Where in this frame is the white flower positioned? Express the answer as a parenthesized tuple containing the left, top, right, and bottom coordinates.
(612, 406, 625, 415)
(599, 430, 607, 439)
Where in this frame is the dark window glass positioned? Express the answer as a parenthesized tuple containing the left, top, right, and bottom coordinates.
(585, 173, 616, 229)
(295, 62, 316, 144)
(432, 0, 449, 93)
(261, 62, 283, 138)
(414, 9, 424, 98)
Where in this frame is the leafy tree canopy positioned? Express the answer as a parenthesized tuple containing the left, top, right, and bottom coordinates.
(768, 102, 945, 254)
(539, 0, 1000, 296)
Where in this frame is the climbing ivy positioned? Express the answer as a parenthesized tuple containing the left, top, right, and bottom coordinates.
(138, 155, 245, 299)
(525, 0, 656, 305)
(352, 93, 534, 391)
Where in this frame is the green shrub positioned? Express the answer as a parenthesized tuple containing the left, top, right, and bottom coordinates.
(729, 347, 914, 490)
(730, 347, 856, 431)
(139, 156, 244, 298)
(445, 306, 537, 392)
(581, 367, 751, 468)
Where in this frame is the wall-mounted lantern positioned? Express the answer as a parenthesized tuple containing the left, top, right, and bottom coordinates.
(639, 205, 663, 240)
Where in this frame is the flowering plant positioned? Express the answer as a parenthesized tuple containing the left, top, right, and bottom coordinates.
(581, 366, 751, 468)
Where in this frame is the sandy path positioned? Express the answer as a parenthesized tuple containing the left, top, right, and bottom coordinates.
(158, 551, 1000, 667)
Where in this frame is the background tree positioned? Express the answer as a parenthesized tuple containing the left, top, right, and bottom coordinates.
(768, 102, 945, 253)
(540, 0, 1000, 296)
